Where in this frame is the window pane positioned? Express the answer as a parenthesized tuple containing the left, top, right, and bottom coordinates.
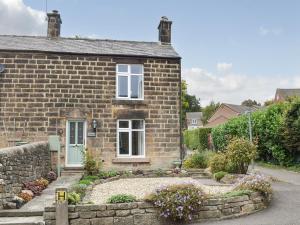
(131, 75, 143, 99)
(132, 131, 144, 156)
(119, 121, 129, 128)
(77, 122, 84, 144)
(69, 122, 76, 144)
(117, 65, 128, 73)
(118, 76, 128, 97)
(119, 132, 129, 155)
(132, 120, 144, 129)
(131, 65, 143, 74)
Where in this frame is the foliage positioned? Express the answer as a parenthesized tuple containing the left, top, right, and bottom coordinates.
(213, 171, 228, 182)
(281, 98, 300, 160)
(183, 150, 215, 169)
(154, 169, 166, 177)
(34, 178, 49, 189)
(201, 101, 220, 125)
(183, 128, 212, 150)
(225, 137, 257, 174)
(83, 175, 98, 182)
(234, 174, 272, 200)
(241, 99, 261, 107)
(107, 194, 137, 203)
(18, 192, 32, 202)
(70, 184, 87, 197)
(221, 189, 253, 198)
(47, 171, 57, 182)
(146, 184, 206, 221)
(98, 170, 119, 179)
(68, 192, 81, 205)
(211, 102, 293, 165)
(23, 181, 43, 196)
(79, 179, 92, 185)
(83, 151, 102, 175)
(209, 153, 227, 174)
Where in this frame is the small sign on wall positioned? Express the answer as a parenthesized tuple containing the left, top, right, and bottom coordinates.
(87, 132, 96, 137)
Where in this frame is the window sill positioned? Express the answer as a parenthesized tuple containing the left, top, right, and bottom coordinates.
(112, 99, 148, 106)
(112, 158, 150, 164)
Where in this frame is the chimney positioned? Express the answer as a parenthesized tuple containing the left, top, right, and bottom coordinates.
(47, 10, 62, 38)
(158, 16, 172, 44)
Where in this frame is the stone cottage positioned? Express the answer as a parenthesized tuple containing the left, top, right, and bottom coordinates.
(0, 11, 181, 170)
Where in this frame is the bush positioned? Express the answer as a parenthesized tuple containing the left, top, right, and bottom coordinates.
(209, 153, 227, 173)
(84, 151, 102, 175)
(183, 150, 215, 169)
(18, 192, 32, 202)
(47, 171, 57, 182)
(226, 137, 257, 174)
(146, 184, 206, 221)
(184, 128, 212, 150)
(70, 184, 87, 197)
(213, 171, 228, 181)
(107, 194, 137, 203)
(98, 170, 119, 179)
(68, 192, 81, 205)
(34, 178, 49, 189)
(234, 174, 272, 200)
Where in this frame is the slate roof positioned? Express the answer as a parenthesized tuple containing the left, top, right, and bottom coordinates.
(275, 88, 300, 99)
(186, 112, 203, 119)
(224, 103, 260, 114)
(0, 35, 180, 58)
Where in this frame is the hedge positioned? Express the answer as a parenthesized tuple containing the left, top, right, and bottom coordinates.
(183, 128, 211, 150)
(211, 101, 294, 165)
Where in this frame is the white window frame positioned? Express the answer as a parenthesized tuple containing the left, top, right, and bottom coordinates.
(117, 119, 145, 158)
(192, 119, 197, 125)
(116, 64, 144, 100)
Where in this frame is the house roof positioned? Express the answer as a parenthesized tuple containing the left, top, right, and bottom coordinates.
(0, 35, 180, 58)
(186, 112, 203, 119)
(275, 88, 300, 99)
(223, 103, 260, 114)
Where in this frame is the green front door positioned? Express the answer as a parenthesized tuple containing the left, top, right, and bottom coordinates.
(66, 120, 85, 167)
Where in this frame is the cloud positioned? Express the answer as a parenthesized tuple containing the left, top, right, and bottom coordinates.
(183, 67, 300, 106)
(217, 62, 232, 72)
(0, 0, 46, 35)
(259, 26, 282, 36)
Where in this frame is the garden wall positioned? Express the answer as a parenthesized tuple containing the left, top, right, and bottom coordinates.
(0, 141, 51, 209)
(44, 192, 266, 225)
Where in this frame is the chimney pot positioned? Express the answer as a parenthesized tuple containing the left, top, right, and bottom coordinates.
(158, 16, 172, 45)
(47, 10, 62, 38)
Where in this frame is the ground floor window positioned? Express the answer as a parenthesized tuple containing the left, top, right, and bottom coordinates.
(117, 119, 145, 157)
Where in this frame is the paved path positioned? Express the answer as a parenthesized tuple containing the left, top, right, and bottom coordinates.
(193, 166, 300, 225)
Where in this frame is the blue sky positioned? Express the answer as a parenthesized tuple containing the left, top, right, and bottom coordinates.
(1, 0, 300, 105)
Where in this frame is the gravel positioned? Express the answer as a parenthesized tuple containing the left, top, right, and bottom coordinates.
(88, 177, 233, 204)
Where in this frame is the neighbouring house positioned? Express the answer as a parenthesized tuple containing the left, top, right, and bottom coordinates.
(186, 112, 203, 130)
(0, 11, 181, 170)
(205, 103, 260, 128)
(275, 88, 300, 102)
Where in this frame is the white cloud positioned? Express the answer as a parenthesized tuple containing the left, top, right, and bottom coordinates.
(217, 62, 232, 72)
(183, 67, 300, 106)
(0, 0, 46, 35)
(259, 26, 283, 36)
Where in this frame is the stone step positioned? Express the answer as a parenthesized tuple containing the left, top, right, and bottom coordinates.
(0, 216, 44, 225)
(61, 168, 84, 176)
(0, 210, 43, 217)
(192, 175, 212, 179)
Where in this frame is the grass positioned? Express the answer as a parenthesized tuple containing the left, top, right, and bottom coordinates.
(257, 161, 300, 173)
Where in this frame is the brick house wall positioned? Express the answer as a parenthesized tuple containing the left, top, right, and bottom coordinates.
(0, 51, 181, 169)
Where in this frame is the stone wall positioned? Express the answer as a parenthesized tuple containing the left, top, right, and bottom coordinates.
(44, 192, 267, 225)
(0, 141, 51, 209)
(0, 51, 181, 169)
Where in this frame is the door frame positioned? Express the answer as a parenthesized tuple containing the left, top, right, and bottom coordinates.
(65, 119, 87, 168)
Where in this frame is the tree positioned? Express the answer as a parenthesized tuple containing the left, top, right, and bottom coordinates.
(264, 99, 275, 106)
(241, 99, 261, 107)
(201, 101, 220, 125)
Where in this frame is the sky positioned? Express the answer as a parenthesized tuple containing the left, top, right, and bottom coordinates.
(0, 0, 300, 106)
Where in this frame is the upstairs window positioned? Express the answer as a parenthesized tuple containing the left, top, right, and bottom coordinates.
(192, 119, 197, 125)
(116, 64, 143, 100)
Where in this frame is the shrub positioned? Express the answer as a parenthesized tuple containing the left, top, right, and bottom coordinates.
(68, 192, 81, 205)
(34, 178, 49, 189)
(18, 192, 32, 202)
(226, 137, 257, 174)
(83, 151, 102, 175)
(183, 128, 212, 150)
(83, 175, 98, 182)
(222, 189, 253, 198)
(183, 150, 215, 169)
(79, 179, 92, 185)
(23, 182, 43, 196)
(47, 171, 57, 182)
(107, 194, 137, 203)
(98, 170, 119, 179)
(209, 153, 227, 173)
(234, 174, 272, 200)
(146, 184, 206, 221)
(70, 184, 87, 197)
(213, 171, 228, 181)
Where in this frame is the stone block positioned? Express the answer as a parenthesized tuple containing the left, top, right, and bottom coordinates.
(198, 210, 221, 219)
(90, 217, 113, 225)
(69, 212, 79, 219)
(131, 208, 145, 214)
(116, 210, 131, 217)
(107, 203, 137, 210)
(241, 203, 255, 213)
(137, 202, 154, 209)
(97, 210, 115, 217)
(134, 213, 160, 225)
(79, 211, 97, 219)
(44, 212, 56, 220)
(114, 216, 134, 225)
(226, 195, 249, 203)
(206, 199, 223, 206)
(70, 219, 91, 225)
